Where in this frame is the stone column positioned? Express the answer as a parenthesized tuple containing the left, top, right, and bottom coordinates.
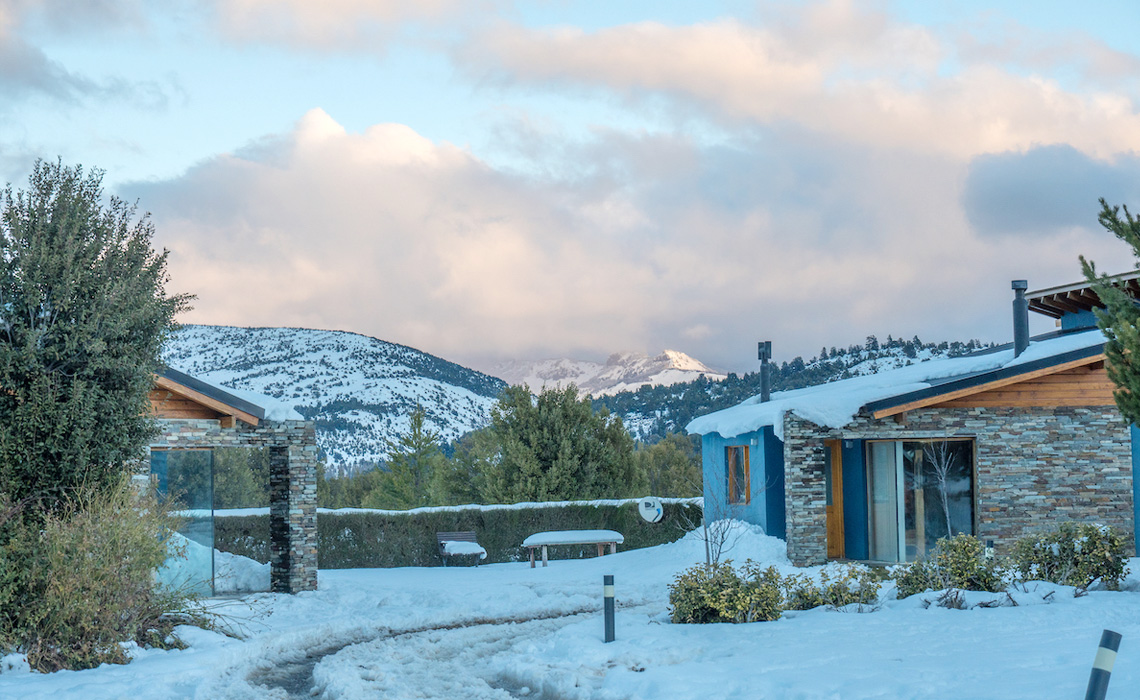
(782, 413, 829, 566)
(268, 421, 319, 593)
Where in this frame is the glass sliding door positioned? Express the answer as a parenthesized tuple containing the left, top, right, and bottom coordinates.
(152, 449, 215, 595)
(867, 442, 901, 562)
(866, 439, 974, 562)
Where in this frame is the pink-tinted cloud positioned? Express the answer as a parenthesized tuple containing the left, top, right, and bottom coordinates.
(208, 0, 497, 50)
(120, 111, 1131, 372)
(457, 3, 1140, 159)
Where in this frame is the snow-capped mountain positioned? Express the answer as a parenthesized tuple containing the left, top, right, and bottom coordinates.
(163, 325, 507, 472)
(493, 350, 726, 397)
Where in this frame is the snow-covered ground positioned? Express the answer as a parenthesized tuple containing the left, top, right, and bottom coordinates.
(4, 523, 1139, 699)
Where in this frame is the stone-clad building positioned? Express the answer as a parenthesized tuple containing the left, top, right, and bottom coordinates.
(145, 368, 318, 594)
(687, 274, 1140, 566)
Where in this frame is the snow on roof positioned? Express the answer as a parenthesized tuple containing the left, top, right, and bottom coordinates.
(165, 367, 305, 422)
(220, 384, 306, 421)
(685, 329, 1106, 441)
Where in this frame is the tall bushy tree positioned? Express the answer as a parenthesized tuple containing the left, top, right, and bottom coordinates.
(0, 161, 190, 508)
(635, 432, 702, 497)
(365, 406, 445, 509)
(479, 384, 641, 503)
(1081, 198, 1140, 424)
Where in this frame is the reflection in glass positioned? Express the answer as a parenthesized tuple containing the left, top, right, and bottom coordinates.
(152, 450, 214, 596)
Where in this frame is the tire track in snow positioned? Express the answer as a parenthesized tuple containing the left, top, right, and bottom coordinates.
(248, 605, 607, 699)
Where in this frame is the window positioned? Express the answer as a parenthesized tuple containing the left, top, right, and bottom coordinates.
(865, 438, 975, 562)
(726, 445, 750, 505)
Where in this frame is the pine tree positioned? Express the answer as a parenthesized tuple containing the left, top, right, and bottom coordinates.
(369, 405, 445, 509)
(477, 384, 640, 503)
(1081, 198, 1140, 424)
(0, 161, 190, 509)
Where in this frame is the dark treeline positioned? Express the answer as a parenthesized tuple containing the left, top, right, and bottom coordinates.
(594, 335, 993, 441)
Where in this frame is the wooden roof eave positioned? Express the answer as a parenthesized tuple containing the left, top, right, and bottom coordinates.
(153, 374, 260, 426)
(869, 353, 1107, 420)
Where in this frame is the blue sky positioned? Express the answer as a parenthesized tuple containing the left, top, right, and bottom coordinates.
(3, 0, 1139, 374)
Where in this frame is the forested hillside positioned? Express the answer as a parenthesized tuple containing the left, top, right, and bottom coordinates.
(595, 335, 994, 441)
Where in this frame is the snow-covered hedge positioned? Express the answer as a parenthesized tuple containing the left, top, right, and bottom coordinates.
(214, 498, 702, 569)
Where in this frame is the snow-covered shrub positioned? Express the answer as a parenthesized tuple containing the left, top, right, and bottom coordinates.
(0, 477, 209, 671)
(782, 564, 882, 611)
(1011, 523, 1129, 590)
(893, 535, 1005, 599)
(669, 560, 782, 624)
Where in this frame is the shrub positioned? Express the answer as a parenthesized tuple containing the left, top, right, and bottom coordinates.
(1011, 522, 1130, 590)
(894, 534, 1005, 599)
(782, 564, 882, 611)
(0, 477, 206, 671)
(669, 560, 782, 624)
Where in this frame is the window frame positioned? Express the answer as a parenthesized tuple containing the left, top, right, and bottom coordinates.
(726, 445, 751, 505)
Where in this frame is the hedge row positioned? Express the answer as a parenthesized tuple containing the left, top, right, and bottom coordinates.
(214, 500, 702, 569)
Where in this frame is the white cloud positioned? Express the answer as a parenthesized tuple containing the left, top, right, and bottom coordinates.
(208, 0, 496, 50)
(122, 110, 1133, 372)
(457, 2, 1140, 159)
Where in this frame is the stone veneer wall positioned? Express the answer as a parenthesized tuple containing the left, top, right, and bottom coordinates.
(146, 419, 319, 593)
(782, 406, 1133, 567)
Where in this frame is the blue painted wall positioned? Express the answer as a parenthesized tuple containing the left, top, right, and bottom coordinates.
(1061, 308, 1099, 331)
(1132, 425, 1139, 556)
(763, 426, 786, 540)
(840, 439, 868, 560)
(701, 429, 772, 531)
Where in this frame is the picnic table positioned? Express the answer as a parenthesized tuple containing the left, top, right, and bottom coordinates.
(522, 529, 625, 568)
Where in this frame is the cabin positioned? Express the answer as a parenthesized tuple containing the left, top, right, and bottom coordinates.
(687, 274, 1140, 567)
(146, 367, 318, 594)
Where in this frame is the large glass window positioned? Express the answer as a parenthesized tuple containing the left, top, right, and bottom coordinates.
(866, 439, 974, 562)
(152, 449, 215, 596)
(726, 446, 750, 505)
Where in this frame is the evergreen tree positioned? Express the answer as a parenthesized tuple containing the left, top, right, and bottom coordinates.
(0, 161, 190, 508)
(1081, 198, 1140, 424)
(634, 432, 702, 497)
(479, 384, 640, 503)
(368, 406, 445, 508)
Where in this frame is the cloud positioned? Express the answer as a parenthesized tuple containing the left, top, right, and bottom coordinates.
(0, 0, 165, 108)
(963, 145, 1140, 238)
(456, 2, 1140, 159)
(206, 0, 496, 51)
(120, 110, 1133, 372)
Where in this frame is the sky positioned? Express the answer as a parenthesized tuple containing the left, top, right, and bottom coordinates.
(2, 0, 1140, 375)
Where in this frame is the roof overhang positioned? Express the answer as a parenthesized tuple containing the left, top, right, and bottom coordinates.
(154, 368, 265, 426)
(1028, 271, 1140, 319)
(865, 344, 1106, 419)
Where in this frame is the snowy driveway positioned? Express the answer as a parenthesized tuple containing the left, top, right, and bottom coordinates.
(4, 525, 1140, 699)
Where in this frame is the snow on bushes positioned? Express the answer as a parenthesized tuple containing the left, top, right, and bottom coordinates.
(669, 560, 881, 623)
(893, 534, 1005, 599)
(1011, 522, 1130, 590)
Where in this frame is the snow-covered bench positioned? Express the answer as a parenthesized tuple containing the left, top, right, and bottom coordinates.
(437, 531, 487, 566)
(522, 529, 625, 568)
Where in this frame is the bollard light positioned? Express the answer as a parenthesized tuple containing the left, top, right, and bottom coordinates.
(1085, 629, 1122, 700)
(603, 574, 615, 643)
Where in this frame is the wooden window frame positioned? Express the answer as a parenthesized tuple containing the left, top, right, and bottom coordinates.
(726, 445, 751, 505)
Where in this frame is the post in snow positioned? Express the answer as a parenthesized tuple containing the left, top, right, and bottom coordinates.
(1085, 629, 1122, 700)
(603, 575, 615, 643)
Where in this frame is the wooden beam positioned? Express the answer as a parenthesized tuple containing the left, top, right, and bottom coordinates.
(871, 354, 1107, 419)
(152, 375, 259, 426)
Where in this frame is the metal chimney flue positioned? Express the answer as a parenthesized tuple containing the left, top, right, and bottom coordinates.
(758, 341, 772, 402)
(1012, 280, 1029, 358)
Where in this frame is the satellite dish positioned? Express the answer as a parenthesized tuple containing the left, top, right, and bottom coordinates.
(638, 497, 664, 523)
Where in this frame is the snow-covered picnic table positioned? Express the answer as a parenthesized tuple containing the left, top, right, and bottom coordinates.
(522, 529, 625, 568)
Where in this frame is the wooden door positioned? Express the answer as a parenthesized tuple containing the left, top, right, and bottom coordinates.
(825, 440, 845, 559)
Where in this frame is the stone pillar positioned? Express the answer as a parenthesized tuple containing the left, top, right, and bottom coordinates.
(782, 413, 829, 566)
(268, 422, 319, 593)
